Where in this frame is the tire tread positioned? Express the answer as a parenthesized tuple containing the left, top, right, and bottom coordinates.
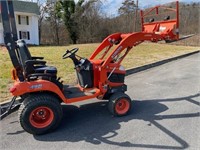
(18, 93, 63, 135)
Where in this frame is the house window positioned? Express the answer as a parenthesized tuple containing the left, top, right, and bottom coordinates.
(18, 15, 29, 25)
(19, 31, 30, 40)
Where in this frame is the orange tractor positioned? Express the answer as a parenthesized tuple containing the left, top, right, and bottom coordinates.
(1, 0, 180, 134)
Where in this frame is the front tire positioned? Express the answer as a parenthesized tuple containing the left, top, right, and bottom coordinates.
(18, 94, 63, 135)
(108, 92, 132, 116)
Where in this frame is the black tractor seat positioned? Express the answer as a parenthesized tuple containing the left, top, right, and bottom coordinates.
(16, 40, 58, 77)
(15, 40, 63, 89)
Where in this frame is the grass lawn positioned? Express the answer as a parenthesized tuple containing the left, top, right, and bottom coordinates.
(0, 43, 199, 102)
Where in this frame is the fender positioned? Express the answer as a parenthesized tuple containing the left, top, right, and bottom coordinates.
(10, 80, 66, 102)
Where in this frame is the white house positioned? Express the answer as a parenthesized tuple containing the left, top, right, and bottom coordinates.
(0, 0, 40, 45)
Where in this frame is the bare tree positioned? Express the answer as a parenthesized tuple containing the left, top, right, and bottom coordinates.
(37, 0, 49, 44)
(45, 2, 62, 45)
(118, 0, 137, 32)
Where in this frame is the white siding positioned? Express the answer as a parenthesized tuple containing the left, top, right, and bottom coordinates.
(0, 22, 3, 44)
(31, 15, 39, 45)
(0, 12, 39, 45)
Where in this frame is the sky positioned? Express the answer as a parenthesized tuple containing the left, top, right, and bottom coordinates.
(101, 0, 200, 16)
(26, 0, 199, 16)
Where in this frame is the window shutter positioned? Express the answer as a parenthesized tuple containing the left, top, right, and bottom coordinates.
(27, 32, 30, 40)
(19, 31, 22, 39)
(26, 16, 29, 25)
(18, 15, 21, 24)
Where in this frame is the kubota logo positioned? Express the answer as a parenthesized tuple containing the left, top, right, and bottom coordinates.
(30, 84, 43, 89)
(112, 46, 123, 59)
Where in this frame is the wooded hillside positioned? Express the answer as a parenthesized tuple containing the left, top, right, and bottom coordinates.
(40, 0, 199, 46)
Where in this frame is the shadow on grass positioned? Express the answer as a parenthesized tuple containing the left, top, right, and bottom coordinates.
(31, 93, 200, 149)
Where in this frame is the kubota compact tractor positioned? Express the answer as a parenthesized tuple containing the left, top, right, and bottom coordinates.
(0, 0, 180, 134)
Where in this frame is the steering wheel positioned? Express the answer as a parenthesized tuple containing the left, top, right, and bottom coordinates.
(62, 48, 79, 59)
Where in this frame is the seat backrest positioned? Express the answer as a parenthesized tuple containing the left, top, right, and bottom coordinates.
(17, 40, 32, 60)
(16, 40, 34, 73)
(17, 40, 32, 64)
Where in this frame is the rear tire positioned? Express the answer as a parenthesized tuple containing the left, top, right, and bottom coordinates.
(108, 92, 132, 116)
(18, 94, 63, 135)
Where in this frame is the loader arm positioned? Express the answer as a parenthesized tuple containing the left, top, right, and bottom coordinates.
(94, 32, 164, 86)
(102, 32, 164, 67)
(89, 1, 180, 88)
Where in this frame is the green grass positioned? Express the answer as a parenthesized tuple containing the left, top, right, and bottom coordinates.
(0, 43, 199, 102)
